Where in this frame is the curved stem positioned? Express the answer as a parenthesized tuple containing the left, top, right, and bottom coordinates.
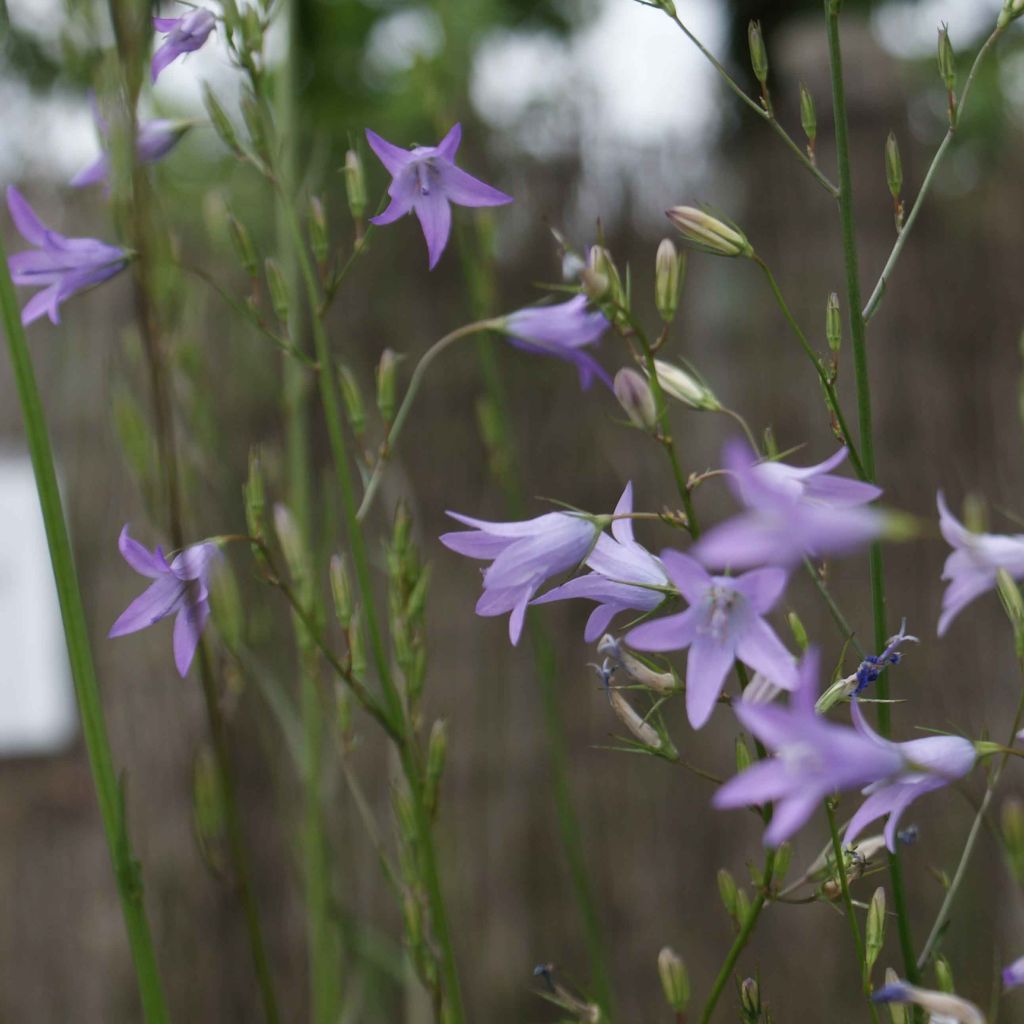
(720, 405, 760, 453)
(862, 27, 1003, 322)
(356, 318, 500, 522)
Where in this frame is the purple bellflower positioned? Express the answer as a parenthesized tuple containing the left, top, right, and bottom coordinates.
(6, 186, 128, 326)
(109, 526, 221, 677)
(71, 118, 191, 188)
(1003, 957, 1024, 992)
(694, 441, 884, 570)
(501, 295, 611, 389)
(844, 699, 976, 851)
(713, 650, 906, 845)
(532, 483, 668, 640)
(872, 982, 985, 1024)
(152, 10, 217, 83)
(365, 123, 512, 269)
(624, 550, 797, 729)
(937, 491, 1024, 636)
(440, 507, 602, 646)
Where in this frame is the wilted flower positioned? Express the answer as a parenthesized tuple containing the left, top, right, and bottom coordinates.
(6, 186, 128, 326)
(936, 492, 1024, 635)
(844, 699, 976, 851)
(713, 650, 906, 845)
(71, 118, 191, 188)
(501, 295, 610, 389)
(366, 123, 512, 269)
(440, 507, 601, 645)
(625, 550, 796, 728)
(109, 526, 221, 677)
(152, 9, 217, 82)
(533, 483, 668, 640)
(872, 981, 985, 1023)
(1003, 956, 1024, 991)
(694, 440, 885, 570)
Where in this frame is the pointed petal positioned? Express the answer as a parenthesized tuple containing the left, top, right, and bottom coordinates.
(712, 760, 792, 808)
(844, 785, 901, 846)
(611, 482, 635, 544)
(369, 193, 414, 225)
(804, 474, 882, 507)
(763, 792, 821, 846)
(70, 156, 109, 189)
(20, 284, 61, 326)
(658, 549, 711, 604)
(414, 191, 452, 269)
(508, 587, 533, 645)
(735, 617, 798, 691)
(584, 604, 618, 642)
(365, 128, 415, 176)
(173, 600, 209, 676)
(7, 186, 50, 246)
(733, 566, 788, 614)
(118, 525, 170, 578)
(686, 636, 735, 728)
(109, 575, 185, 637)
(436, 161, 512, 208)
(150, 42, 179, 83)
(436, 123, 462, 160)
(626, 606, 699, 653)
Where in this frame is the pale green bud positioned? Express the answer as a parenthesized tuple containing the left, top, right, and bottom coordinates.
(666, 205, 753, 258)
(587, 245, 625, 307)
(748, 20, 769, 85)
(655, 238, 684, 322)
(613, 368, 658, 430)
(717, 868, 738, 917)
(657, 947, 690, 1012)
(800, 83, 817, 146)
(337, 363, 366, 438)
(826, 292, 842, 353)
(997, 569, 1024, 657)
(740, 977, 760, 1016)
(735, 735, 752, 773)
(999, 0, 1024, 28)
(376, 348, 399, 424)
(344, 150, 367, 220)
(649, 359, 721, 411)
(772, 842, 791, 884)
(273, 503, 309, 588)
(309, 196, 328, 264)
(885, 133, 903, 201)
(264, 258, 289, 323)
(226, 211, 258, 277)
(202, 83, 240, 156)
(865, 886, 886, 974)
(425, 718, 448, 815)
(244, 448, 267, 543)
(1004, 797, 1024, 884)
(241, 93, 268, 160)
(934, 955, 954, 994)
(788, 610, 809, 651)
(937, 24, 956, 92)
(329, 553, 354, 628)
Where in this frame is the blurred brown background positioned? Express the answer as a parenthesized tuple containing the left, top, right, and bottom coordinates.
(2, 0, 1024, 1020)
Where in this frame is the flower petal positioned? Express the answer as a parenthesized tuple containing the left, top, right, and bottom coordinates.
(436, 122, 462, 160)
(436, 161, 512, 207)
(173, 599, 209, 676)
(109, 574, 185, 637)
(118, 525, 170, 578)
(735, 617, 798, 692)
(365, 128, 415, 176)
(7, 186, 50, 247)
(414, 190, 452, 269)
(626, 606, 699, 653)
(686, 635, 735, 728)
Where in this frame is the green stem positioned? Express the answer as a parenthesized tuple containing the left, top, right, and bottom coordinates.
(698, 850, 775, 1024)
(862, 27, 1003, 322)
(825, 802, 881, 1024)
(356, 318, 500, 523)
(0, 230, 170, 1023)
(824, 0, 914, 983)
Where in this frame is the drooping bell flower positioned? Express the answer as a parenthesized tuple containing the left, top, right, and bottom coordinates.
(71, 118, 191, 188)
(152, 9, 217, 83)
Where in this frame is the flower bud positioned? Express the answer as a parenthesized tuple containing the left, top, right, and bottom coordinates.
(273, 503, 309, 588)
(241, 7, 263, 55)
(800, 83, 817, 147)
(655, 238, 684, 322)
(740, 977, 761, 1017)
(657, 947, 690, 1012)
(424, 718, 448, 815)
(649, 359, 721, 411)
(309, 195, 328, 264)
(337, 363, 366, 438)
(1002, 797, 1024, 884)
(865, 886, 886, 974)
(241, 93, 268, 161)
(202, 83, 241, 156)
(885, 133, 903, 201)
(329, 553, 354, 628)
(587, 244, 625, 307)
(226, 210, 259, 277)
(717, 868, 738, 917)
(934, 955, 954, 994)
(264, 258, 289, 323)
(747, 20, 769, 85)
(999, 0, 1024, 28)
(787, 610, 809, 651)
(735, 735, 752, 773)
(773, 842, 791, 884)
(998, 569, 1024, 657)
(244, 447, 267, 543)
(376, 348, 399, 424)
(344, 149, 367, 220)
(937, 24, 956, 92)
(666, 206, 753, 258)
(614, 368, 658, 430)
(826, 291, 842, 353)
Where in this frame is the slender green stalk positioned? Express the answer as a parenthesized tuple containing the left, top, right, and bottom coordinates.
(862, 27, 1004, 322)
(0, 234, 170, 1023)
(824, 0, 916, 986)
(356, 319, 500, 523)
(825, 803, 881, 1024)
(698, 850, 775, 1024)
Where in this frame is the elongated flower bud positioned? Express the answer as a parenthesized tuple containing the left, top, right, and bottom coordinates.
(935, 955, 955, 993)
(657, 948, 690, 1012)
(748, 20, 768, 85)
(309, 195, 328, 263)
(344, 149, 367, 219)
(614, 368, 658, 430)
(273, 503, 309, 588)
(376, 348, 399, 424)
(425, 718, 448, 815)
(598, 635, 677, 693)
(245, 447, 267, 543)
(735, 735, 752, 773)
(649, 359, 721, 411)
(800, 83, 816, 146)
(329, 553, 354, 628)
(717, 868, 738, 916)
(666, 206, 753, 258)
(999, 0, 1024, 28)
(202, 83, 240, 156)
(226, 211, 259, 277)
(937, 24, 956, 92)
(655, 238, 684, 322)
(264, 258, 289, 323)
(586, 244, 625, 307)
(826, 291, 842, 352)
(740, 977, 761, 1017)
(337, 363, 366, 438)
(608, 688, 665, 751)
(885, 133, 903, 201)
(865, 886, 886, 974)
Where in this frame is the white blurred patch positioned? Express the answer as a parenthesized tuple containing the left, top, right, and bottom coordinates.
(0, 455, 75, 756)
(872, 0, 1002, 58)
(364, 7, 445, 81)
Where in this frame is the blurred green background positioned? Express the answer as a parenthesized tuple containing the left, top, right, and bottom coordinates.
(2, 0, 1024, 1020)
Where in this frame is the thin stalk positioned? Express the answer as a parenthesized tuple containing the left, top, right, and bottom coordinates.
(862, 27, 1004, 322)
(0, 234, 170, 1022)
(698, 850, 775, 1024)
(916, 667, 1024, 969)
(664, 10, 839, 198)
(356, 318, 500, 523)
(279, 189, 465, 1022)
(824, 0, 915, 984)
(825, 802, 881, 1024)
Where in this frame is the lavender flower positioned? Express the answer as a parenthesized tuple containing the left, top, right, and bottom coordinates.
(713, 650, 906, 845)
(1003, 957, 1024, 991)
(71, 118, 191, 188)
(109, 526, 221, 677)
(872, 981, 985, 1024)
(937, 491, 1024, 635)
(440, 507, 601, 645)
(6, 186, 128, 326)
(694, 441, 885, 570)
(152, 10, 217, 83)
(844, 700, 976, 851)
(624, 550, 797, 728)
(501, 295, 611, 389)
(532, 483, 668, 640)
(365, 123, 512, 269)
